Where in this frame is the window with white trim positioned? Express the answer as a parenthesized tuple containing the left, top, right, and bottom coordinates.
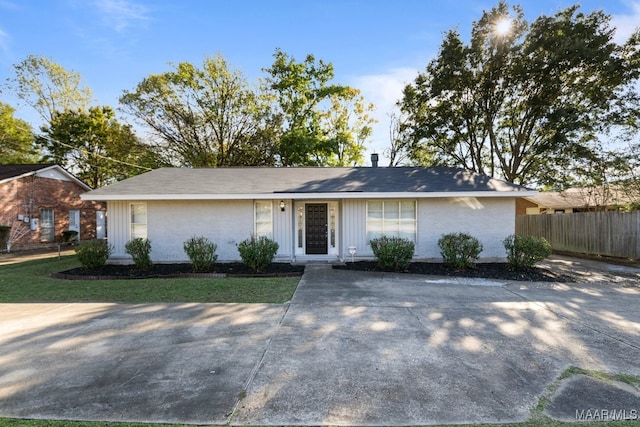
(40, 208, 55, 242)
(130, 203, 147, 239)
(255, 201, 273, 237)
(367, 200, 416, 242)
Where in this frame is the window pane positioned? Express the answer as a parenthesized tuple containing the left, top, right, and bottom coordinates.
(131, 224, 147, 240)
(130, 204, 147, 239)
(131, 204, 146, 224)
(384, 202, 399, 220)
(40, 209, 54, 242)
(400, 201, 416, 219)
(367, 202, 383, 219)
(255, 202, 272, 237)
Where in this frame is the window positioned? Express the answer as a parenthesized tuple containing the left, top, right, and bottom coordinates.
(130, 203, 147, 239)
(40, 208, 55, 242)
(255, 201, 272, 237)
(367, 201, 416, 242)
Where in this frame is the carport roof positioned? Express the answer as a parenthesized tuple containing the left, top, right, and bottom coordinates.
(82, 166, 537, 201)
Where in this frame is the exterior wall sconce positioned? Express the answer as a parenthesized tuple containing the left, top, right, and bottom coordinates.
(280, 200, 285, 212)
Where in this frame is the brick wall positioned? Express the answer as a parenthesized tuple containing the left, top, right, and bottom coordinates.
(0, 175, 106, 251)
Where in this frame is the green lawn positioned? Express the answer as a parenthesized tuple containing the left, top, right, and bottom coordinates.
(0, 255, 299, 303)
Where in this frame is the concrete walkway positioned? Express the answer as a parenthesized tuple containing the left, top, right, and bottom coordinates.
(0, 257, 639, 425)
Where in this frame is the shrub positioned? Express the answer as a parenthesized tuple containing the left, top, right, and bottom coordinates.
(183, 235, 218, 272)
(125, 237, 153, 270)
(370, 236, 415, 271)
(61, 230, 78, 243)
(503, 234, 552, 269)
(438, 232, 483, 268)
(237, 235, 279, 273)
(75, 239, 112, 270)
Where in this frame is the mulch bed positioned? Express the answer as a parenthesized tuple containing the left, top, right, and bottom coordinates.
(53, 261, 572, 282)
(52, 262, 305, 280)
(335, 261, 574, 282)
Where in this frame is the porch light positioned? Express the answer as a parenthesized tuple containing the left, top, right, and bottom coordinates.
(280, 200, 286, 212)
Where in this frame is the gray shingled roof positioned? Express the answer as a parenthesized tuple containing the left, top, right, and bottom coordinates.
(83, 166, 534, 200)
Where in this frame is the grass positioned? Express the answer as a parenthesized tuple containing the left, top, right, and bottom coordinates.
(0, 255, 299, 304)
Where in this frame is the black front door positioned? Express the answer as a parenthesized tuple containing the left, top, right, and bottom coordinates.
(305, 204, 328, 254)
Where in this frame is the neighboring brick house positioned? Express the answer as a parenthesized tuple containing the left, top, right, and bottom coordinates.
(0, 164, 106, 251)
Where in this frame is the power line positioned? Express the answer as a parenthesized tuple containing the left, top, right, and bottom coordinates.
(16, 124, 153, 172)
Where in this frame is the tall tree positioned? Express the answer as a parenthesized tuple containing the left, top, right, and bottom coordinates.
(0, 102, 38, 163)
(38, 106, 152, 188)
(264, 49, 374, 166)
(399, 2, 640, 187)
(120, 55, 277, 167)
(6, 55, 93, 126)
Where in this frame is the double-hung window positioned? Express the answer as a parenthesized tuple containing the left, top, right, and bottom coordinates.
(367, 200, 416, 242)
(130, 203, 147, 239)
(40, 208, 55, 242)
(255, 201, 273, 238)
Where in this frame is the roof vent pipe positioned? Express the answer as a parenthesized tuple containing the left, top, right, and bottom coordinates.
(371, 153, 379, 168)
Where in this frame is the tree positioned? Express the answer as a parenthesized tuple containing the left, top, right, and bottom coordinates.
(264, 49, 374, 166)
(318, 89, 376, 166)
(6, 55, 93, 126)
(120, 55, 278, 167)
(384, 112, 413, 167)
(0, 102, 38, 163)
(38, 106, 151, 188)
(399, 2, 640, 187)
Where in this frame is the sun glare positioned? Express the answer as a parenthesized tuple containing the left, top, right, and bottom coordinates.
(495, 18, 512, 36)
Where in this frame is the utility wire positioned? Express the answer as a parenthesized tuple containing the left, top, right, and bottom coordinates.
(16, 123, 153, 171)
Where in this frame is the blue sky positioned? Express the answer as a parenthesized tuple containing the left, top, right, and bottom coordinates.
(1, 0, 639, 165)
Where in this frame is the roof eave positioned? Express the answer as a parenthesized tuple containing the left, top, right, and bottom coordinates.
(81, 190, 539, 201)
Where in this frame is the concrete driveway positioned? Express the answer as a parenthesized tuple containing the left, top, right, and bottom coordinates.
(1, 257, 639, 425)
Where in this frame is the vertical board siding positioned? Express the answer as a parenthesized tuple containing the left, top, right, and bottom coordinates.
(516, 211, 640, 259)
(273, 199, 293, 259)
(107, 200, 129, 258)
(341, 199, 370, 259)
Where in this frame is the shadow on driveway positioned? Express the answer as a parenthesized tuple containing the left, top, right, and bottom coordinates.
(1, 257, 639, 425)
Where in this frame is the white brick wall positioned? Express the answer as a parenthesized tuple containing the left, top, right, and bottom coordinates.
(417, 197, 515, 261)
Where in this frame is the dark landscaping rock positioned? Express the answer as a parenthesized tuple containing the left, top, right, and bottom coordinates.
(54, 262, 305, 280)
(335, 261, 573, 282)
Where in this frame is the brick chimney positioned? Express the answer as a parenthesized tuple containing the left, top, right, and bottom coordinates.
(371, 153, 379, 167)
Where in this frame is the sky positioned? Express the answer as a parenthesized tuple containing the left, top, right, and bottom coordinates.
(1, 0, 639, 166)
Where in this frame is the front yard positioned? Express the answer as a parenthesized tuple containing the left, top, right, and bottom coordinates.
(0, 255, 300, 304)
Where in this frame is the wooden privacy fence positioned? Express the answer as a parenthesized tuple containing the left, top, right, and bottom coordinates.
(516, 211, 640, 259)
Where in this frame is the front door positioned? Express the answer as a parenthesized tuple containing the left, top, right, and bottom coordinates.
(305, 203, 328, 254)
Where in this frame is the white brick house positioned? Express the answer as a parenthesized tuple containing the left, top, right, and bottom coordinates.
(81, 166, 536, 263)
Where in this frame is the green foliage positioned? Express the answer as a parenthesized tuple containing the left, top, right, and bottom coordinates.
(399, 3, 640, 187)
(0, 102, 38, 163)
(75, 239, 112, 270)
(370, 236, 415, 271)
(6, 54, 92, 125)
(61, 230, 78, 243)
(120, 54, 277, 168)
(124, 238, 153, 270)
(503, 234, 552, 269)
(183, 236, 218, 272)
(264, 49, 374, 166)
(38, 106, 151, 188)
(237, 235, 279, 273)
(438, 232, 483, 268)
